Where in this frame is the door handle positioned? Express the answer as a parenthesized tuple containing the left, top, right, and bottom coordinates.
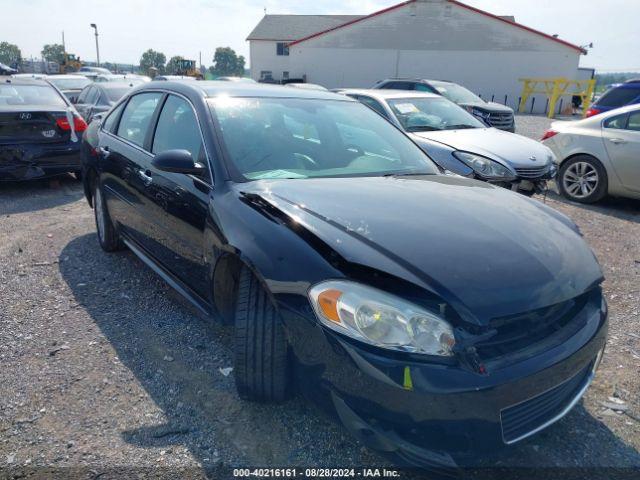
(98, 146, 110, 158)
(138, 169, 153, 186)
(609, 138, 627, 144)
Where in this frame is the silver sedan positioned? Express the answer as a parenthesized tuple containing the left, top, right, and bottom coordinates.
(543, 104, 640, 203)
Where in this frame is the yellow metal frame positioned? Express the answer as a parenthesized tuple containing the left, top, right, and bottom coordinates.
(518, 77, 596, 118)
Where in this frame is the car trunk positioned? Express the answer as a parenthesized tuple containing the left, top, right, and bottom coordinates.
(0, 108, 71, 144)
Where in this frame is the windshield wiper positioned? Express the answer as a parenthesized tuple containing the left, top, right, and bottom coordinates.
(382, 172, 436, 177)
(405, 125, 440, 132)
(444, 124, 477, 130)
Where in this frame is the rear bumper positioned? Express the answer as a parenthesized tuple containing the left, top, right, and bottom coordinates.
(0, 142, 81, 181)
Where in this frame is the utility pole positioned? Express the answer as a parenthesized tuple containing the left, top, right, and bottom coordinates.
(90, 23, 100, 66)
(62, 31, 65, 52)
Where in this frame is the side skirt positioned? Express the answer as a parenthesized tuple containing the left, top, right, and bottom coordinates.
(121, 235, 212, 317)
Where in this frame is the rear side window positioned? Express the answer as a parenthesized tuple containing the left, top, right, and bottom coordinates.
(117, 93, 162, 147)
(102, 102, 125, 133)
(604, 114, 627, 130)
(597, 86, 640, 108)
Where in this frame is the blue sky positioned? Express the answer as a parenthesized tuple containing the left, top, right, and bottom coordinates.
(4, 0, 639, 71)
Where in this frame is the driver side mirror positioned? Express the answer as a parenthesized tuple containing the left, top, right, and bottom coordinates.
(152, 149, 205, 175)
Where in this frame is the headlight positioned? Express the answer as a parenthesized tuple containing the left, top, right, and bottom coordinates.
(308, 280, 456, 356)
(453, 151, 515, 180)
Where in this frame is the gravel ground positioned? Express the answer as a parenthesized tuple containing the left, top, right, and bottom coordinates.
(1, 117, 639, 479)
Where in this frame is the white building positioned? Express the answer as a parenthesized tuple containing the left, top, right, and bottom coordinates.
(247, 0, 587, 113)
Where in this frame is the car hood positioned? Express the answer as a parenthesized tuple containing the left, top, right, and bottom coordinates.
(239, 175, 602, 325)
(411, 128, 553, 169)
(459, 101, 514, 113)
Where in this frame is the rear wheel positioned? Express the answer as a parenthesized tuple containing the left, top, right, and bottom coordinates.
(234, 266, 290, 402)
(558, 155, 607, 204)
(93, 181, 124, 252)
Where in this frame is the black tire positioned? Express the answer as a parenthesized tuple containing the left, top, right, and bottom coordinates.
(234, 266, 289, 402)
(558, 155, 607, 204)
(93, 181, 124, 252)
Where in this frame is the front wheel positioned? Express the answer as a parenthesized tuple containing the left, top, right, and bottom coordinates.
(93, 181, 124, 252)
(234, 266, 290, 402)
(558, 155, 607, 203)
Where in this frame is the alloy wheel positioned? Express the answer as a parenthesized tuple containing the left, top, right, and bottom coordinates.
(562, 161, 599, 199)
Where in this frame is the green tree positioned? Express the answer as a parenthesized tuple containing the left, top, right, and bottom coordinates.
(139, 49, 166, 75)
(165, 55, 184, 75)
(0, 41, 21, 66)
(210, 47, 245, 77)
(41, 43, 65, 64)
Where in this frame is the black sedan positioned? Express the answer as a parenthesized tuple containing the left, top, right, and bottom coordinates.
(81, 81, 607, 470)
(1, 76, 87, 181)
(73, 82, 135, 123)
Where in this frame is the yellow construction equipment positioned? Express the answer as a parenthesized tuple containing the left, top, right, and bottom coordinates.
(518, 77, 596, 118)
(59, 53, 82, 73)
(175, 59, 202, 79)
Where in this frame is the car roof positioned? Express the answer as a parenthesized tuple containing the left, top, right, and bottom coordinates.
(378, 78, 454, 85)
(1, 76, 51, 86)
(341, 88, 440, 100)
(96, 81, 138, 90)
(137, 80, 354, 101)
(45, 74, 88, 79)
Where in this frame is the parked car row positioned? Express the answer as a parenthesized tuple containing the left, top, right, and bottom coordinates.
(76, 80, 607, 471)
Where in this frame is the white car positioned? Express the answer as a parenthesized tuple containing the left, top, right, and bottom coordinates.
(543, 104, 640, 203)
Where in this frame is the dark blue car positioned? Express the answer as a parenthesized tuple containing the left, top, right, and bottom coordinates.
(587, 79, 640, 117)
(0, 76, 87, 181)
(81, 81, 607, 472)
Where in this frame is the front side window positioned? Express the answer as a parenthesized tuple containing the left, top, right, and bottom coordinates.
(116, 92, 162, 147)
(380, 81, 415, 90)
(152, 95, 205, 162)
(209, 97, 439, 180)
(627, 111, 640, 131)
(387, 97, 485, 132)
(276, 42, 289, 56)
(429, 81, 483, 104)
(358, 96, 388, 118)
(84, 87, 100, 105)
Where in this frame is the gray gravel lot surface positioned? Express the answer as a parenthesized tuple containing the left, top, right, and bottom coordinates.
(1, 116, 639, 479)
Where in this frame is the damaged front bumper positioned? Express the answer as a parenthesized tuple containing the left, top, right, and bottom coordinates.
(288, 288, 607, 472)
(0, 143, 81, 181)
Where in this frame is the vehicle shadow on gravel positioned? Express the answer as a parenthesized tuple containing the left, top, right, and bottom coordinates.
(58, 233, 640, 478)
(545, 190, 640, 224)
(0, 175, 83, 216)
